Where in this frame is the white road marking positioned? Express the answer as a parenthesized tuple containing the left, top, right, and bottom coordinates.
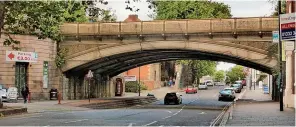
(162, 116, 172, 119)
(128, 123, 134, 127)
(165, 110, 172, 113)
(143, 121, 157, 126)
(64, 119, 88, 124)
(199, 112, 206, 114)
(159, 125, 164, 127)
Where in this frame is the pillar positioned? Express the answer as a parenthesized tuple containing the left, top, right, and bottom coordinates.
(62, 75, 69, 100)
(284, 51, 294, 108)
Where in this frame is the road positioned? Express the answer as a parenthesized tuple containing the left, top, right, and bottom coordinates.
(0, 85, 240, 126)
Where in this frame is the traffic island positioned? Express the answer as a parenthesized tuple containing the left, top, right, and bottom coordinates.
(0, 106, 27, 117)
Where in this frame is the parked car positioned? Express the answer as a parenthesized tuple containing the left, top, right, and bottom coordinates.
(198, 83, 208, 90)
(235, 81, 243, 89)
(0, 87, 8, 102)
(242, 79, 246, 87)
(218, 88, 236, 101)
(230, 84, 242, 93)
(164, 92, 182, 105)
(185, 86, 197, 94)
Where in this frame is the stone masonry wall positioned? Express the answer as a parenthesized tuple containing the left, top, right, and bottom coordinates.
(0, 34, 59, 100)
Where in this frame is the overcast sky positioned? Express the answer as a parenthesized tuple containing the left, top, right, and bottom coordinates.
(101, 0, 275, 71)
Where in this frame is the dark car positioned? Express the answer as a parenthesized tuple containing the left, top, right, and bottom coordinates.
(218, 88, 236, 101)
(235, 81, 243, 89)
(164, 92, 182, 105)
(231, 84, 242, 93)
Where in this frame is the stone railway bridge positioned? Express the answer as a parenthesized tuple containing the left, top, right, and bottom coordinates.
(59, 17, 278, 99)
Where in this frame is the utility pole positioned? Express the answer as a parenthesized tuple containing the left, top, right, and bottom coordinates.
(278, 0, 284, 111)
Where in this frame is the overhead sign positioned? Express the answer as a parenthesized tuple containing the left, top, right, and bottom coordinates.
(280, 13, 295, 41)
(272, 31, 279, 43)
(6, 50, 38, 62)
(87, 70, 93, 78)
(285, 41, 295, 51)
(124, 75, 137, 81)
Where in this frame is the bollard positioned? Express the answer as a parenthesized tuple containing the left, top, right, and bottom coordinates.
(58, 93, 61, 104)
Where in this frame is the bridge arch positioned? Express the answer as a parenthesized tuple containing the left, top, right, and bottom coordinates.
(63, 40, 277, 77)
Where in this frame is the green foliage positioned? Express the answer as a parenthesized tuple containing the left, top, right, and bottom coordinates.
(214, 70, 225, 82)
(55, 48, 68, 68)
(177, 60, 217, 84)
(125, 81, 147, 93)
(269, 0, 286, 16)
(147, 1, 232, 20)
(257, 74, 267, 83)
(0, 1, 116, 68)
(226, 65, 246, 83)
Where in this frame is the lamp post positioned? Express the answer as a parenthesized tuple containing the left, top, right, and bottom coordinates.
(278, 0, 284, 111)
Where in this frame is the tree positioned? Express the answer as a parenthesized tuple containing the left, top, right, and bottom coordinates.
(269, 0, 286, 16)
(177, 60, 217, 84)
(226, 65, 246, 83)
(214, 70, 225, 82)
(0, 0, 116, 67)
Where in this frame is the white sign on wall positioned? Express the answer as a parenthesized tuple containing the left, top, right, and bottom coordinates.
(272, 31, 279, 43)
(285, 41, 295, 51)
(7, 87, 18, 100)
(124, 76, 137, 81)
(6, 50, 38, 62)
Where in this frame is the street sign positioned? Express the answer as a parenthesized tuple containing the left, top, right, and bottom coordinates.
(124, 75, 137, 81)
(280, 13, 295, 41)
(285, 41, 295, 51)
(43, 61, 49, 88)
(87, 70, 93, 78)
(272, 31, 279, 43)
(5, 50, 38, 62)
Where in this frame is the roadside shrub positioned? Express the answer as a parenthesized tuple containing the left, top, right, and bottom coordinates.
(125, 81, 147, 93)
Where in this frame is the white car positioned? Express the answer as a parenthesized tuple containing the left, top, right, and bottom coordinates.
(198, 83, 208, 90)
(0, 88, 8, 102)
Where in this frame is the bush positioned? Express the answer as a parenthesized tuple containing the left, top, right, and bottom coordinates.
(125, 81, 147, 93)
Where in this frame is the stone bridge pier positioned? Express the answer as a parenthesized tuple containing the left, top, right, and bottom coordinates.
(62, 72, 112, 100)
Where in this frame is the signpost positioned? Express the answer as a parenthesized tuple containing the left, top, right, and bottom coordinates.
(43, 61, 49, 88)
(280, 13, 295, 41)
(272, 31, 279, 43)
(5, 50, 38, 62)
(86, 70, 93, 103)
(7, 87, 18, 102)
(124, 76, 137, 81)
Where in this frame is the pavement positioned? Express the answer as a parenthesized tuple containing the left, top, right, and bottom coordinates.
(225, 85, 295, 126)
(0, 85, 233, 126)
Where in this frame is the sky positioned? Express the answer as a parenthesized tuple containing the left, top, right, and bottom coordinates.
(99, 0, 276, 71)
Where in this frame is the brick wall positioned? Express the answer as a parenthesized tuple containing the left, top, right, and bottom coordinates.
(0, 34, 59, 100)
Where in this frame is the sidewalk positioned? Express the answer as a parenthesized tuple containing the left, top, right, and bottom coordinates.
(3, 100, 90, 113)
(225, 85, 295, 126)
(124, 86, 179, 99)
(240, 85, 272, 101)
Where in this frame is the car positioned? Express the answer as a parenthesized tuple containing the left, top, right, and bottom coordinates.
(218, 88, 236, 101)
(185, 86, 197, 94)
(206, 81, 213, 86)
(0, 88, 8, 102)
(242, 79, 246, 87)
(198, 83, 208, 90)
(164, 92, 182, 105)
(231, 84, 242, 93)
(235, 81, 243, 89)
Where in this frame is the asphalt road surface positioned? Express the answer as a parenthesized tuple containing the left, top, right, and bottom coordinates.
(0, 85, 240, 126)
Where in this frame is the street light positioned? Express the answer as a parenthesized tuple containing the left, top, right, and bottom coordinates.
(278, 0, 284, 111)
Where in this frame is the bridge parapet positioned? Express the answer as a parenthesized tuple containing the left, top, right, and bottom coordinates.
(60, 17, 278, 36)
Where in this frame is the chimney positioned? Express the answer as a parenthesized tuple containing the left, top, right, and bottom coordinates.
(124, 14, 141, 22)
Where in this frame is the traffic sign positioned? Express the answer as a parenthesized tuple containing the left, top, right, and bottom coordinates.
(272, 31, 279, 43)
(87, 70, 93, 78)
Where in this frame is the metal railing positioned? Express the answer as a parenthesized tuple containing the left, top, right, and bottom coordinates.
(60, 17, 278, 36)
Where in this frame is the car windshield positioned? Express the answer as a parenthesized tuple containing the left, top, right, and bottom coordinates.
(220, 90, 232, 95)
(166, 93, 176, 97)
(231, 84, 240, 88)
